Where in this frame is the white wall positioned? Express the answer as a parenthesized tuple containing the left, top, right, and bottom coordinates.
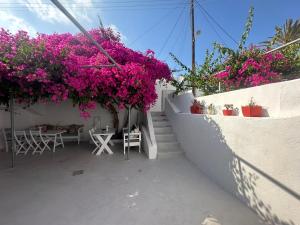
(172, 78, 300, 117)
(165, 81, 300, 225)
(0, 100, 138, 149)
(150, 81, 175, 112)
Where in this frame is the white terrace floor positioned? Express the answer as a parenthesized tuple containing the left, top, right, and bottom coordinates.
(0, 143, 264, 225)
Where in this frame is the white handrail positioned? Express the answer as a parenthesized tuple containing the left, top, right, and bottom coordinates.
(264, 38, 300, 54)
(165, 97, 181, 113)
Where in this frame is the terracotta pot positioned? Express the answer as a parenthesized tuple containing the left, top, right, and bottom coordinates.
(242, 105, 263, 117)
(190, 105, 203, 114)
(223, 109, 234, 116)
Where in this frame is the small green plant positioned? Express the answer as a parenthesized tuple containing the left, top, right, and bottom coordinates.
(207, 103, 216, 115)
(224, 104, 234, 110)
(248, 97, 256, 106)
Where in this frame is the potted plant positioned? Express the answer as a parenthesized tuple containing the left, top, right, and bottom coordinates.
(207, 103, 216, 115)
(242, 97, 263, 117)
(223, 104, 234, 116)
(190, 100, 205, 114)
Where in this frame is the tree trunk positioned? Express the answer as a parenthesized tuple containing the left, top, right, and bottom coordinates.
(105, 103, 119, 132)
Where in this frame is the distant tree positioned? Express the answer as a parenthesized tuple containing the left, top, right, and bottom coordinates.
(262, 18, 300, 47)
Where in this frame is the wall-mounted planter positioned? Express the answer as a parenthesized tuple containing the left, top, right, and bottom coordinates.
(190, 105, 203, 114)
(222, 109, 234, 116)
(241, 106, 263, 117)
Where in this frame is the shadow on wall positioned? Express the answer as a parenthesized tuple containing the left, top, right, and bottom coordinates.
(201, 116, 298, 225)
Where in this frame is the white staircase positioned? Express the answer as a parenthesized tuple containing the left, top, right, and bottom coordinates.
(151, 112, 183, 158)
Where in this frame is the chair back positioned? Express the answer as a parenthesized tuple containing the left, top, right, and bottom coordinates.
(89, 129, 98, 145)
(124, 132, 141, 142)
(14, 131, 26, 145)
(2, 128, 11, 141)
(30, 129, 41, 146)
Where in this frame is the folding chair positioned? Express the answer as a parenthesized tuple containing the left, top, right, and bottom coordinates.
(89, 128, 101, 154)
(14, 131, 31, 155)
(2, 128, 11, 152)
(30, 129, 51, 155)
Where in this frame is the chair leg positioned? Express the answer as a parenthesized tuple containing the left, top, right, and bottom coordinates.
(92, 146, 99, 154)
(5, 141, 9, 153)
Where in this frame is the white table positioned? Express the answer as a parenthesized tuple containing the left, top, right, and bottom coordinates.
(41, 130, 65, 152)
(93, 129, 115, 155)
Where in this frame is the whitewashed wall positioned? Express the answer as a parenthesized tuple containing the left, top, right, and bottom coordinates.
(165, 79, 300, 225)
(150, 81, 175, 112)
(0, 100, 138, 149)
(172, 78, 300, 118)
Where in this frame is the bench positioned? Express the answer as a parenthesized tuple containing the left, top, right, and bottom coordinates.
(35, 124, 84, 144)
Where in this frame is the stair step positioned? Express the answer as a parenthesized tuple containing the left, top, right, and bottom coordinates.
(157, 142, 183, 158)
(152, 116, 168, 122)
(157, 141, 181, 150)
(156, 133, 177, 142)
(151, 111, 166, 117)
(154, 127, 173, 134)
(153, 121, 170, 127)
(157, 151, 184, 158)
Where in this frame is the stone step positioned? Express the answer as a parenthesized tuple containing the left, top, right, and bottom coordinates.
(157, 151, 184, 158)
(152, 115, 168, 122)
(155, 133, 177, 142)
(154, 126, 173, 134)
(153, 121, 171, 128)
(157, 141, 181, 151)
(151, 111, 166, 117)
(157, 141, 183, 158)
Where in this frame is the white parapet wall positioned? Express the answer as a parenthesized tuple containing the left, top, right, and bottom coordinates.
(172, 78, 300, 117)
(165, 79, 300, 225)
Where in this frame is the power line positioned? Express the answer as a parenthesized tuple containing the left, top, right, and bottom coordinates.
(1, 2, 188, 9)
(165, 7, 189, 62)
(197, 5, 227, 46)
(128, 8, 178, 46)
(194, 0, 238, 45)
(0, 0, 186, 4)
(158, 6, 186, 57)
(170, 8, 189, 54)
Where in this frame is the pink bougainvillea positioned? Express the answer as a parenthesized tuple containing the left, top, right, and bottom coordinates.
(215, 46, 291, 90)
(0, 28, 171, 118)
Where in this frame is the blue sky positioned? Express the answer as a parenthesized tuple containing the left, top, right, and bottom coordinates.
(0, 0, 299, 72)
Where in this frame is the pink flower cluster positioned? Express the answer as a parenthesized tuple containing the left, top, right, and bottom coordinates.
(215, 47, 290, 90)
(0, 28, 171, 117)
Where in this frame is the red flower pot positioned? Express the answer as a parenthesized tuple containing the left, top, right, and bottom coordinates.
(242, 106, 263, 117)
(223, 109, 234, 116)
(190, 105, 203, 114)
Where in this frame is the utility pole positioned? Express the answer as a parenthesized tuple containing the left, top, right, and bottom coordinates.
(190, 0, 196, 96)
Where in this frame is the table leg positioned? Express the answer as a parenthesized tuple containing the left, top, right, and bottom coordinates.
(95, 134, 113, 155)
(53, 135, 57, 152)
(60, 133, 64, 148)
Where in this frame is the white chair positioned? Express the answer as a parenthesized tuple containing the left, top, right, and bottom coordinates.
(89, 128, 101, 154)
(2, 128, 11, 152)
(123, 128, 141, 155)
(14, 131, 31, 155)
(29, 129, 51, 155)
